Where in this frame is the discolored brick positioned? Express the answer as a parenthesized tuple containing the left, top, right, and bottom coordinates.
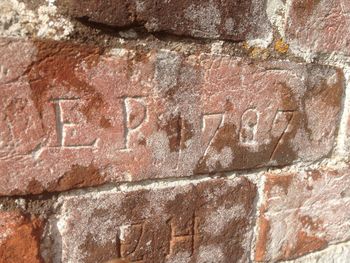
(285, 0, 350, 55)
(0, 38, 344, 195)
(256, 167, 350, 261)
(60, 0, 271, 41)
(44, 177, 256, 263)
(0, 211, 43, 263)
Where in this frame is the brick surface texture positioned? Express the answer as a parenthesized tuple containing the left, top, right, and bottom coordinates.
(0, 211, 43, 263)
(1, 0, 350, 262)
(0, 39, 344, 195)
(286, 0, 350, 55)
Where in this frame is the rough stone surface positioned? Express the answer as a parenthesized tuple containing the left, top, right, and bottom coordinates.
(0, 211, 43, 263)
(0, 38, 344, 195)
(285, 0, 350, 56)
(60, 0, 272, 42)
(256, 167, 350, 261)
(43, 177, 256, 263)
(0, 0, 73, 40)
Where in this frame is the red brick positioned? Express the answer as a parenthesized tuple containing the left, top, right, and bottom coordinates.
(286, 0, 350, 55)
(0, 211, 43, 263)
(256, 167, 350, 261)
(0, 38, 344, 195)
(61, 0, 271, 41)
(44, 177, 256, 263)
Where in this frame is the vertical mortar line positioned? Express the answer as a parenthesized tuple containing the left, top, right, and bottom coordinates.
(335, 65, 350, 158)
(249, 172, 267, 263)
(283, 0, 293, 36)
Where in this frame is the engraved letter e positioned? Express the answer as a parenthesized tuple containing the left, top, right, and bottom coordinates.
(52, 98, 96, 148)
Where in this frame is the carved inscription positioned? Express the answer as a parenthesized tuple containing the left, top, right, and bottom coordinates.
(201, 113, 225, 157)
(170, 115, 188, 170)
(1, 43, 342, 194)
(117, 223, 145, 262)
(56, 177, 255, 262)
(51, 97, 149, 151)
(52, 98, 97, 148)
(239, 108, 259, 146)
(200, 109, 296, 163)
(115, 216, 200, 262)
(167, 214, 199, 258)
(49, 98, 296, 159)
(122, 97, 148, 151)
(270, 110, 296, 160)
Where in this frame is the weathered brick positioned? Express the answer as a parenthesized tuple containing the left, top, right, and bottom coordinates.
(60, 0, 271, 41)
(0, 38, 344, 195)
(256, 167, 350, 261)
(44, 177, 256, 263)
(0, 211, 43, 263)
(285, 0, 350, 55)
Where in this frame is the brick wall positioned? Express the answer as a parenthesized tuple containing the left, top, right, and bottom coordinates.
(0, 0, 350, 262)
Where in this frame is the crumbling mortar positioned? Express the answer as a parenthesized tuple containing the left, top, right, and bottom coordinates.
(0, 193, 58, 219)
(246, 173, 266, 262)
(1, 1, 306, 61)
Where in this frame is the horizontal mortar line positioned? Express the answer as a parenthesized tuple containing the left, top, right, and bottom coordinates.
(57, 173, 230, 198)
(0, 164, 242, 197)
(83, 32, 350, 65)
(70, 20, 350, 66)
(24, 162, 300, 198)
(0, 155, 347, 200)
(35, 157, 342, 198)
(4, 165, 267, 201)
(0, 156, 345, 200)
(74, 17, 245, 45)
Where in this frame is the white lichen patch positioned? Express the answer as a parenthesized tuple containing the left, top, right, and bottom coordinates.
(205, 146, 234, 172)
(203, 204, 245, 236)
(246, 0, 273, 48)
(0, 0, 73, 40)
(198, 245, 224, 263)
(266, 0, 287, 38)
(165, 251, 191, 263)
(154, 49, 181, 94)
(210, 41, 224, 54)
(184, 1, 221, 38)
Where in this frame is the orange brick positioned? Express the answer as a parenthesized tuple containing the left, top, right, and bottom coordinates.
(0, 211, 43, 263)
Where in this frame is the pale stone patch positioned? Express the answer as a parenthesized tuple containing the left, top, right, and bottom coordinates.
(0, 0, 73, 40)
(203, 204, 245, 236)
